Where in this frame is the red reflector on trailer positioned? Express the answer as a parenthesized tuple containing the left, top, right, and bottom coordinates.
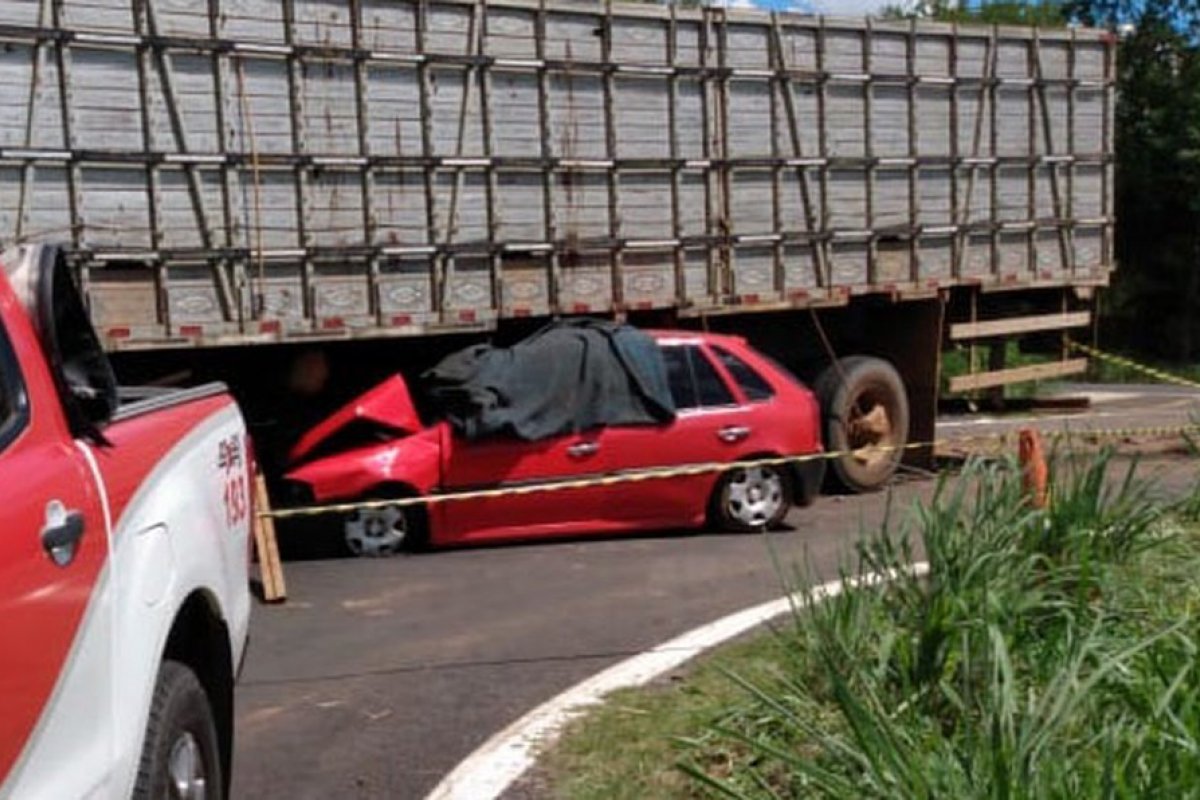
(571, 303, 591, 314)
(321, 317, 345, 330)
(390, 314, 412, 326)
(512, 307, 531, 318)
(260, 320, 281, 334)
(635, 301, 653, 311)
(108, 327, 131, 339)
(458, 310, 477, 323)
(741, 293, 760, 304)
(788, 289, 809, 301)
(179, 325, 203, 337)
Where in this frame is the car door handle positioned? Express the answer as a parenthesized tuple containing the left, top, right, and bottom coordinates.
(567, 441, 600, 457)
(41, 500, 86, 567)
(717, 425, 751, 443)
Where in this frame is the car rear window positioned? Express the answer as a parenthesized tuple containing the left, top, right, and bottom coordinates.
(711, 345, 775, 401)
(661, 344, 734, 410)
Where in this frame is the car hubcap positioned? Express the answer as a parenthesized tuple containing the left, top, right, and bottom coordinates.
(168, 732, 207, 800)
(726, 467, 784, 528)
(345, 504, 407, 557)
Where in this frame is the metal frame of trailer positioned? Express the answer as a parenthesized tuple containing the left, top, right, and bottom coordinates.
(0, 0, 1114, 351)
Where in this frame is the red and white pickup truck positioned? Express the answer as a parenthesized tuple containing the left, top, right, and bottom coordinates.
(0, 245, 252, 799)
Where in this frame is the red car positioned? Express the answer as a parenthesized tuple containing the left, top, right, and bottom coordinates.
(284, 331, 824, 554)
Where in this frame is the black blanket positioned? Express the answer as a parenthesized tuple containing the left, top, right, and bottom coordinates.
(423, 320, 676, 441)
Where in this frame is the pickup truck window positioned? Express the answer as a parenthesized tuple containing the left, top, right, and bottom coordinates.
(0, 322, 29, 453)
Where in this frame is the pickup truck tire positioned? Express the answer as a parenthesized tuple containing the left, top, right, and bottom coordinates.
(133, 659, 223, 800)
(710, 463, 791, 532)
(814, 356, 909, 494)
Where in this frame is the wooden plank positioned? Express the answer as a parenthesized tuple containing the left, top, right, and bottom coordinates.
(949, 310, 1090, 340)
(948, 357, 1087, 393)
(252, 473, 287, 603)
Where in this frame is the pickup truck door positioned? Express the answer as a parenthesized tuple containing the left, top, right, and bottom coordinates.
(0, 310, 115, 794)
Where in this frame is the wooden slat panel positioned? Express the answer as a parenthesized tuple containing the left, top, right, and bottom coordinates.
(949, 310, 1091, 340)
(948, 357, 1088, 392)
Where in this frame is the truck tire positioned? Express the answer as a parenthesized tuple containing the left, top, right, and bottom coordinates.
(134, 660, 223, 800)
(814, 356, 909, 493)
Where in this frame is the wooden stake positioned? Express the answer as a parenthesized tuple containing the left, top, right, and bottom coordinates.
(253, 473, 287, 603)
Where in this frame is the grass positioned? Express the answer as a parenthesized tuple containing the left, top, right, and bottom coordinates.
(941, 341, 1056, 399)
(1086, 351, 1200, 387)
(541, 452, 1200, 799)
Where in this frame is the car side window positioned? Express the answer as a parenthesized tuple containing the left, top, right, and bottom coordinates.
(711, 345, 775, 402)
(689, 347, 735, 407)
(661, 345, 698, 410)
(662, 344, 736, 411)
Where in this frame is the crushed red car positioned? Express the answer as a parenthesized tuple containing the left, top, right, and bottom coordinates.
(284, 327, 824, 554)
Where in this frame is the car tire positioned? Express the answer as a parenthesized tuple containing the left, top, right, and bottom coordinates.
(343, 488, 427, 557)
(711, 463, 791, 532)
(814, 356, 909, 493)
(133, 660, 223, 800)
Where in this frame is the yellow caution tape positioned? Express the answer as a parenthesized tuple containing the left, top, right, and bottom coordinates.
(260, 422, 1200, 520)
(1068, 340, 1200, 391)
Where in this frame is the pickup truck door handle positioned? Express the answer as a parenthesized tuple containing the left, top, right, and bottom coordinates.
(41, 500, 86, 567)
(567, 441, 600, 458)
(717, 425, 751, 444)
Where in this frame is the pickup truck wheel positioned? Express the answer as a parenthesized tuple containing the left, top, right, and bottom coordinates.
(134, 660, 222, 800)
(344, 492, 425, 556)
(711, 464, 790, 532)
(815, 356, 909, 493)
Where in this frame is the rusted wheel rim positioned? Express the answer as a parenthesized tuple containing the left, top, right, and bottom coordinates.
(846, 390, 895, 467)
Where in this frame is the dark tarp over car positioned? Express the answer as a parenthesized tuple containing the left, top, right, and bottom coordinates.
(422, 320, 676, 441)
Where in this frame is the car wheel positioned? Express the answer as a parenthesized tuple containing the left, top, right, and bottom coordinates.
(814, 356, 909, 493)
(712, 464, 790, 532)
(343, 492, 425, 556)
(133, 660, 223, 800)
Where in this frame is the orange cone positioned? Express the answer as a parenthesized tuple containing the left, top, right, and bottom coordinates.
(1019, 428, 1049, 510)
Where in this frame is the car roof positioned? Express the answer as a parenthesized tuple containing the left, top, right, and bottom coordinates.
(645, 329, 748, 348)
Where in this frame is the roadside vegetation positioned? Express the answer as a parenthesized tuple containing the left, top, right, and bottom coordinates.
(543, 451, 1200, 799)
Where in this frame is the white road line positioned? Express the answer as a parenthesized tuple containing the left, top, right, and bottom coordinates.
(938, 406, 1199, 430)
(426, 563, 929, 800)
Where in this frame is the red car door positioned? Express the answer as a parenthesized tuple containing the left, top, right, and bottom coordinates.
(595, 342, 763, 527)
(438, 428, 612, 543)
(0, 317, 112, 786)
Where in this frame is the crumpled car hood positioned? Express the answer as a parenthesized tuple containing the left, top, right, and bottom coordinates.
(288, 374, 422, 463)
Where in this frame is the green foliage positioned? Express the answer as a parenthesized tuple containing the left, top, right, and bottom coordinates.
(542, 453, 1200, 800)
(1063, 0, 1200, 361)
(890, 1, 1068, 25)
(680, 454, 1200, 799)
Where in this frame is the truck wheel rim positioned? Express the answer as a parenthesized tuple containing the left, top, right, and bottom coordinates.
(726, 466, 784, 528)
(168, 731, 207, 800)
(345, 505, 407, 556)
(847, 390, 895, 467)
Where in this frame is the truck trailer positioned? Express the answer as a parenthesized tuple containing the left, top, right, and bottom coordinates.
(0, 0, 1114, 490)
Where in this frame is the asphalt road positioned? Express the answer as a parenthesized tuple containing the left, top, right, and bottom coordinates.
(231, 384, 1200, 800)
